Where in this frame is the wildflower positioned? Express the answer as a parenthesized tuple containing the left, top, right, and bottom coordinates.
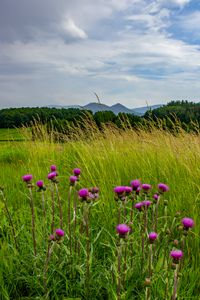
(116, 224, 130, 238)
(50, 165, 57, 172)
(114, 186, 125, 195)
(37, 180, 44, 188)
(158, 183, 169, 193)
(136, 186, 141, 195)
(124, 186, 132, 194)
(22, 174, 33, 183)
(47, 171, 57, 181)
(182, 217, 194, 230)
(148, 232, 158, 243)
(170, 250, 183, 263)
(142, 200, 152, 207)
(73, 168, 81, 176)
(141, 183, 151, 192)
(55, 229, 65, 237)
(79, 188, 89, 201)
(130, 179, 141, 190)
(153, 193, 160, 201)
(135, 202, 143, 211)
(69, 176, 77, 186)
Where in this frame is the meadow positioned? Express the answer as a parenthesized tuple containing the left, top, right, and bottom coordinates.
(0, 122, 199, 299)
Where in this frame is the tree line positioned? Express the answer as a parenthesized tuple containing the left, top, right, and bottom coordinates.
(1, 101, 200, 132)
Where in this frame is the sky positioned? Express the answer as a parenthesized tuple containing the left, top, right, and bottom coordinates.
(0, 0, 200, 109)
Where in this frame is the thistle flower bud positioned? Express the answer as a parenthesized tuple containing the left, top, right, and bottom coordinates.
(22, 174, 33, 183)
(135, 202, 143, 211)
(141, 184, 151, 192)
(69, 176, 77, 186)
(116, 224, 130, 238)
(170, 250, 183, 264)
(47, 171, 58, 181)
(50, 165, 57, 172)
(182, 217, 194, 230)
(148, 232, 158, 243)
(78, 188, 89, 201)
(130, 179, 141, 190)
(55, 229, 65, 240)
(158, 183, 169, 193)
(73, 168, 81, 176)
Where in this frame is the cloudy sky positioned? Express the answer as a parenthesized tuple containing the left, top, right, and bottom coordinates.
(0, 0, 200, 108)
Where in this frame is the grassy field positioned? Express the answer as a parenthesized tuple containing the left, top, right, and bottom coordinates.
(0, 128, 25, 141)
(0, 124, 199, 299)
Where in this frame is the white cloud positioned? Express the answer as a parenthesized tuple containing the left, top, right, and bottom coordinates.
(62, 18, 87, 39)
(0, 0, 199, 108)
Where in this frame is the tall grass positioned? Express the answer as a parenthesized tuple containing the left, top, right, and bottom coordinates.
(0, 120, 199, 299)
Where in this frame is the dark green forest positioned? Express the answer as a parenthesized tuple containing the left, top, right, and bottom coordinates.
(0, 101, 200, 131)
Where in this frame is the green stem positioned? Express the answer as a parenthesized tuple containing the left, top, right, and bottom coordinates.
(55, 183, 63, 228)
(68, 186, 72, 257)
(51, 183, 55, 234)
(172, 264, 179, 300)
(29, 187, 37, 256)
(117, 238, 122, 300)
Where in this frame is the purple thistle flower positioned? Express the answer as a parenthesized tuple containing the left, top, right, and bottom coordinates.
(37, 180, 44, 188)
(79, 188, 89, 200)
(142, 183, 152, 192)
(158, 183, 169, 193)
(130, 179, 141, 190)
(114, 186, 125, 195)
(136, 186, 141, 195)
(148, 232, 158, 241)
(22, 174, 33, 182)
(50, 165, 57, 172)
(73, 168, 81, 176)
(142, 200, 152, 207)
(170, 250, 183, 261)
(124, 186, 132, 194)
(55, 229, 65, 237)
(116, 224, 130, 237)
(135, 202, 143, 211)
(70, 176, 77, 185)
(47, 171, 57, 180)
(182, 217, 194, 230)
(153, 193, 160, 201)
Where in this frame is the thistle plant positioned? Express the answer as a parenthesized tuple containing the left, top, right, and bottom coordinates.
(170, 249, 183, 300)
(116, 224, 130, 300)
(44, 229, 65, 293)
(22, 174, 37, 256)
(78, 188, 90, 296)
(47, 171, 58, 233)
(145, 232, 158, 300)
(36, 180, 46, 217)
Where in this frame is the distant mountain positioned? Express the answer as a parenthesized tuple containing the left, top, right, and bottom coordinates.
(132, 104, 163, 115)
(46, 103, 163, 115)
(110, 103, 134, 115)
(83, 102, 110, 113)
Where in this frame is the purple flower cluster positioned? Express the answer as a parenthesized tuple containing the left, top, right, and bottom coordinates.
(135, 200, 152, 211)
